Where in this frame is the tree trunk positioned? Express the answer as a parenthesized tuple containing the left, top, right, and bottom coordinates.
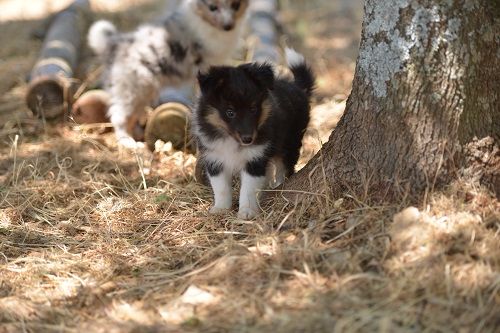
(286, 0, 499, 199)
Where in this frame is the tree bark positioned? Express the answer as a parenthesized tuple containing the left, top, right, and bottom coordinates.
(286, 0, 499, 199)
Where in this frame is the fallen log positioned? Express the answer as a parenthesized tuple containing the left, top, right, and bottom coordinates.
(248, 0, 280, 63)
(26, 0, 91, 120)
(143, 84, 195, 150)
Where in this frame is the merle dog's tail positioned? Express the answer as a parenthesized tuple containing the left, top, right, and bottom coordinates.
(88, 20, 117, 57)
(285, 48, 315, 98)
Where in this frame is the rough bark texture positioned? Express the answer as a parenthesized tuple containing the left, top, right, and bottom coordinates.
(286, 0, 499, 198)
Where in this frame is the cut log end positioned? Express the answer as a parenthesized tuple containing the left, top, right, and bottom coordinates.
(71, 89, 110, 125)
(144, 102, 194, 153)
(25, 76, 69, 120)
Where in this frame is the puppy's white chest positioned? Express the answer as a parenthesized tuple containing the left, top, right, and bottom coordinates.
(204, 138, 267, 174)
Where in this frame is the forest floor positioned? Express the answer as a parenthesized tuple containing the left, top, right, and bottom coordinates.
(0, 0, 499, 332)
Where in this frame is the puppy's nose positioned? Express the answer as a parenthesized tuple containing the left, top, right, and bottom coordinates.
(223, 23, 234, 31)
(240, 135, 254, 145)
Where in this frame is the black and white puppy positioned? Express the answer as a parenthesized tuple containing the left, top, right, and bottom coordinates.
(88, 0, 249, 148)
(193, 49, 315, 219)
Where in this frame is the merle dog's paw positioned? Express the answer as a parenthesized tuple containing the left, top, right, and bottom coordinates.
(209, 206, 230, 214)
(237, 207, 258, 220)
(118, 137, 145, 149)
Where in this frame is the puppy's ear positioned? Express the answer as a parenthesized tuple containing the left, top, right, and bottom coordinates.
(241, 63, 275, 91)
(197, 70, 212, 95)
(197, 68, 225, 95)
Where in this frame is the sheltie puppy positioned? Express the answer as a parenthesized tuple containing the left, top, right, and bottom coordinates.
(87, 0, 249, 148)
(193, 48, 315, 219)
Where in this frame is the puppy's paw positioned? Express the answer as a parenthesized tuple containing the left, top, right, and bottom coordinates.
(119, 137, 145, 149)
(209, 206, 230, 214)
(237, 207, 259, 220)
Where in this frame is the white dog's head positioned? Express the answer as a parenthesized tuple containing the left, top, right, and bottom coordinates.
(192, 0, 249, 31)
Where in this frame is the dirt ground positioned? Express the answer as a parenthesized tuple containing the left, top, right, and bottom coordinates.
(0, 1, 499, 332)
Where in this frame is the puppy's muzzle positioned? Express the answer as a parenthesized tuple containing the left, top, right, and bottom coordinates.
(240, 135, 253, 145)
(236, 132, 255, 146)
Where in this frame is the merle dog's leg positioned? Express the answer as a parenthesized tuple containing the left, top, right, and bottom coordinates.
(238, 158, 268, 219)
(107, 57, 159, 149)
(206, 161, 232, 213)
(108, 102, 144, 149)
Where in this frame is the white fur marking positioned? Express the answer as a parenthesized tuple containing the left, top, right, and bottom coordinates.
(285, 47, 305, 67)
(118, 137, 145, 149)
(238, 171, 266, 220)
(209, 171, 232, 212)
(201, 135, 268, 175)
(88, 20, 117, 56)
(107, 103, 142, 149)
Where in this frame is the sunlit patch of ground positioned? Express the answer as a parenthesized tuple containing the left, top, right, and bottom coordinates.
(0, 0, 157, 22)
(0, 0, 499, 332)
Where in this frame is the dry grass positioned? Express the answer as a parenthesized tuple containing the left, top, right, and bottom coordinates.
(1, 1, 499, 332)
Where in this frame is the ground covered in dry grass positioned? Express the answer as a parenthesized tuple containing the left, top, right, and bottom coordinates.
(1, 1, 499, 332)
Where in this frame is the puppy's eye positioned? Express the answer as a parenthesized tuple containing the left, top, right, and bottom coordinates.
(250, 106, 257, 114)
(226, 109, 236, 118)
(209, 4, 218, 11)
(231, 2, 240, 10)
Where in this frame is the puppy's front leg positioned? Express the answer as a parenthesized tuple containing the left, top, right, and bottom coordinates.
(108, 103, 145, 149)
(207, 162, 232, 214)
(238, 160, 268, 220)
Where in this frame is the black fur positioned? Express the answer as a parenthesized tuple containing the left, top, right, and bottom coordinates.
(195, 59, 315, 180)
(168, 40, 188, 62)
(206, 160, 223, 176)
(289, 62, 315, 97)
(246, 157, 269, 177)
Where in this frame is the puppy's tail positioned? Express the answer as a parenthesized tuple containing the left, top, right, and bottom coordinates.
(88, 20, 117, 56)
(285, 47, 315, 98)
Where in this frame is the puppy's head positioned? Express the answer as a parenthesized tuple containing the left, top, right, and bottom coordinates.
(194, 0, 248, 31)
(198, 63, 274, 146)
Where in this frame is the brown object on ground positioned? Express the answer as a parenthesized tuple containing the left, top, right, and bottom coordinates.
(26, 76, 71, 119)
(462, 137, 500, 196)
(144, 102, 193, 152)
(194, 155, 209, 186)
(71, 90, 110, 124)
(25, 0, 91, 119)
(284, 0, 499, 200)
(126, 111, 149, 142)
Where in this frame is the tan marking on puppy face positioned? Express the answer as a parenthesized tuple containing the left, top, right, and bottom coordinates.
(205, 107, 230, 132)
(258, 98, 272, 128)
(232, 0, 249, 20)
(195, 0, 249, 31)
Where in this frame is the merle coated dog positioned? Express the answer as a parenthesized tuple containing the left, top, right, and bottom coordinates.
(88, 0, 249, 148)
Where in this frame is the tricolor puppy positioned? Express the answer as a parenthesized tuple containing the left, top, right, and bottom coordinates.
(194, 49, 315, 219)
(88, 0, 249, 148)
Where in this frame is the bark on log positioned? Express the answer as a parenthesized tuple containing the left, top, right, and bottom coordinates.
(248, 0, 280, 63)
(26, 0, 91, 119)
